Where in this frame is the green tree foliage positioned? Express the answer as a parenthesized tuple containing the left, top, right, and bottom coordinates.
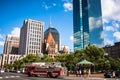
(55, 54, 67, 67)
(10, 46, 120, 72)
(12, 54, 40, 69)
(74, 50, 87, 62)
(65, 53, 76, 70)
(55, 54, 67, 62)
(13, 59, 23, 70)
(108, 57, 120, 70)
(84, 45, 104, 62)
(84, 45, 105, 71)
(41, 54, 55, 62)
(4, 64, 13, 69)
(22, 54, 41, 63)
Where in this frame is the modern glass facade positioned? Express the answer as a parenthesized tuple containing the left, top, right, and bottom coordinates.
(73, 0, 103, 51)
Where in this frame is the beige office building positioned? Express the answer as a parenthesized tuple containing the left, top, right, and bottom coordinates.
(19, 19, 44, 55)
(1, 35, 21, 68)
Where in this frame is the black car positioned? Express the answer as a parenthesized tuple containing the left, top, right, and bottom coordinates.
(115, 70, 120, 78)
(104, 70, 120, 78)
(104, 71, 113, 78)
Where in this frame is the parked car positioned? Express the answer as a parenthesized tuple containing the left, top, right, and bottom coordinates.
(115, 70, 120, 78)
(104, 71, 113, 78)
(17, 70, 21, 73)
(20, 68, 25, 73)
(9, 69, 20, 73)
(104, 70, 120, 78)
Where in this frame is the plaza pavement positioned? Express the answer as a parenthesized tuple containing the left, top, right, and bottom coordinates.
(68, 73, 104, 78)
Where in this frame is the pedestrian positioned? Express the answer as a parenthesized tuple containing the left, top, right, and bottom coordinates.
(76, 70, 79, 77)
(83, 69, 87, 77)
(88, 69, 91, 77)
(112, 71, 116, 78)
(67, 70, 70, 76)
(79, 70, 82, 77)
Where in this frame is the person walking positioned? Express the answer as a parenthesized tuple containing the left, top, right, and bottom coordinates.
(88, 69, 91, 77)
(79, 70, 82, 77)
(112, 71, 116, 78)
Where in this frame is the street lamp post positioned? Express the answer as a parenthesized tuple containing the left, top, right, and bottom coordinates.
(104, 60, 109, 72)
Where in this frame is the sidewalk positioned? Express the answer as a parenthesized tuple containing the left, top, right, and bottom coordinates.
(69, 73, 104, 78)
(89, 73, 104, 78)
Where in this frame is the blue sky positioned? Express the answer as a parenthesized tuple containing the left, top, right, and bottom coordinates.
(0, 0, 120, 54)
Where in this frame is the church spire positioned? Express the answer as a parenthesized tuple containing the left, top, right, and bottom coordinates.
(49, 17, 53, 28)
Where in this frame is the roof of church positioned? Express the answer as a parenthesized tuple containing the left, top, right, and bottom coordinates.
(46, 32, 56, 44)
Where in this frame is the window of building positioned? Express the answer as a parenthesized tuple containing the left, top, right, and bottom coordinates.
(10, 56, 12, 60)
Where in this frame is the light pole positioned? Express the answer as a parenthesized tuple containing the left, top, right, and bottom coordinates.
(104, 60, 109, 72)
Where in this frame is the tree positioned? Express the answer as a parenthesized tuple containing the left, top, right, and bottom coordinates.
(65, 53, 76, 70)
(55, 54, 68, 67)
(84, 45, 105, 71)
(12, 54, 41, 69)
(13, 59, 23, 70)
(42, 54, 55, 62)
(22, 54, 41, 63)
(108, 57, 120, 70)
(4, 64, 13, 70)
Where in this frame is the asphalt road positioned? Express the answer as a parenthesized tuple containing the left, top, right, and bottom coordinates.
(0, 72, 119, 80)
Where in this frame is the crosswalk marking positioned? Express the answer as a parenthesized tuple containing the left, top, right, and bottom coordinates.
(16, 76, 20, 78)
(0, 77, 2, 79)
(0, 76, 20, 79)
(5, 76, 9, 78)
(10, 76, 15, 78)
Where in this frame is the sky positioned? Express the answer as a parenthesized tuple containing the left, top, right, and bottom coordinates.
(0, 0, 120, 54)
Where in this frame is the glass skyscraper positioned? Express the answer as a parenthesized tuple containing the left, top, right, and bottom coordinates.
(73, 0, 103, 51)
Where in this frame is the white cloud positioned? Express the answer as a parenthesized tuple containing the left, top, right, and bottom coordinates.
(104, 38, 114, 46)
(70, 36, 73, 41)
(102, 19, 109, 24)
(93, 42, 104, 48)
(89, 17, 102, 31)
(114, 23, 119, 28)
(0, 34, 4, 39)
(53, 3, 56, 6)
(113, 32, 120, 41)
(63, 2, 73, 12)
(0, 34, 5, 46)
(105, 26, 114, 31)
(0, 41, 4, 46)
(101, 0, 120, 20)
(42, 2, 57, 10)
(112, 21, 120, 29)
(9, 27, 20, 37)
(44, 5, 49, 10)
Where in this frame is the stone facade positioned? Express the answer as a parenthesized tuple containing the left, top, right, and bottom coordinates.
(103, 42, 120, 58)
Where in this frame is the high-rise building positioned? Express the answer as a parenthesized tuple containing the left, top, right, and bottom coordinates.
(19, 19, 44, 55)
(44, 21, 60, 51)
(0, 54, 3, 68)
(3, 35, 19, 55)
(73, 0, 103, 51)
(1, 35, 21, 68)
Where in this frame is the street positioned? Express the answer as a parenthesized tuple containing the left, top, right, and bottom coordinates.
(0, 72, 120, 80)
